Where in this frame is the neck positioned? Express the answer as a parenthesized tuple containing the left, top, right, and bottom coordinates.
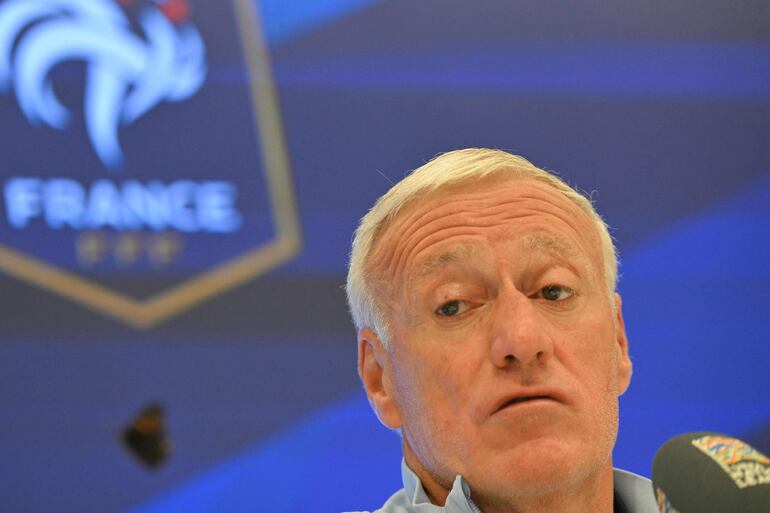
(403, 441, 616, 513)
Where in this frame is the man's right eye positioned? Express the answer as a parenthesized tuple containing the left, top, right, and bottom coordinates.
(435, 300, 467, 317)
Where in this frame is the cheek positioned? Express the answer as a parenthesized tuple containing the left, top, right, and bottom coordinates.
(391, 340, 468, 421)
(553, 319, 618, 393)
(553, 325, 621, 448)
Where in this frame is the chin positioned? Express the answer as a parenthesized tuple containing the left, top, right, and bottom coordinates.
(474, 437, 604, 497)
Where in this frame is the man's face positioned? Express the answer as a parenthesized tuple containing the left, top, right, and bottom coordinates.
(361, 177, 632, 506)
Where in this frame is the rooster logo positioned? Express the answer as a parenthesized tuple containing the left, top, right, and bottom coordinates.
(0, 0, 206, 169)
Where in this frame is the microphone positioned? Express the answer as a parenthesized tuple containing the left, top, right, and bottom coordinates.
(651, 432, 770, 513)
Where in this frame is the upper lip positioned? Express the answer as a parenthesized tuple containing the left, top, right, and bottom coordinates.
(489, 388, 567, 416)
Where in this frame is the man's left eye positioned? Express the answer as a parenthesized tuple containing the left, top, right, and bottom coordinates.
(539, 285, 575, 301)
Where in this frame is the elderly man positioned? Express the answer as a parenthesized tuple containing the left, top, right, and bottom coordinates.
(344, 149, 658, 513)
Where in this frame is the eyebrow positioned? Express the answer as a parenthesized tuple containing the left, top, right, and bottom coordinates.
(414, 244, 477, 279)
(523, 233, 579, 259)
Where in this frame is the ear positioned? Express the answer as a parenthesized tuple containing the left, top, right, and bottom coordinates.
(613, 293, 633, 395)
(358, 328, 402, 429)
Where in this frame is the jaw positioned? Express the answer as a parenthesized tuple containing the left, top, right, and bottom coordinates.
(471, 460, 616, 513)
(401, 420, 610, 507)
(460, 421, 618, 504)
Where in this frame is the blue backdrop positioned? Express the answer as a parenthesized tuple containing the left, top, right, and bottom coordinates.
(0, 1, 768, 512)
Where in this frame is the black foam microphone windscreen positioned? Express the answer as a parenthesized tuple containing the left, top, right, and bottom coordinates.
(652, 432, 770, 513)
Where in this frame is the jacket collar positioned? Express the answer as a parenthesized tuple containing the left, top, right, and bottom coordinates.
(401, 460, 481, 513)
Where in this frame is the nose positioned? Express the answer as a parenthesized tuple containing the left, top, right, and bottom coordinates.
(489, 285, 553, 370)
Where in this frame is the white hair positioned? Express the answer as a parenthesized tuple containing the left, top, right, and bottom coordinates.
(346, 148, 618, 347)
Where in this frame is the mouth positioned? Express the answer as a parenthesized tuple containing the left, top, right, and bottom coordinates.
(504, 395, 551, 406)
(491, 391, 564, 415)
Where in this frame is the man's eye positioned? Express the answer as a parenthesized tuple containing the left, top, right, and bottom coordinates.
(435, 300, 467, 317)
(540, 285, 575, 301)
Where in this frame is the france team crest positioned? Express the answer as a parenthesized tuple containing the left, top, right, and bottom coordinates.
(0, 0, 301, 328)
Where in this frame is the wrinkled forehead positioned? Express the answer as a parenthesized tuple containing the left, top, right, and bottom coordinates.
(366, 177, 604, 296)
(411, 232, 582, 283)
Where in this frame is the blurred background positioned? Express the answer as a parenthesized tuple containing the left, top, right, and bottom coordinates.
(0, 1, 768, 512)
